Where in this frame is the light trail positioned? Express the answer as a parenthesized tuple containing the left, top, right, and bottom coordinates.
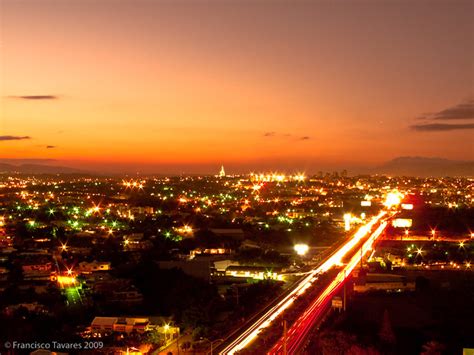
(268, 220, 388, 354)
(219, 211, 387, 355)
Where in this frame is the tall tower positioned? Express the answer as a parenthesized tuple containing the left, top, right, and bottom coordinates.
(219, 165, 226, 177)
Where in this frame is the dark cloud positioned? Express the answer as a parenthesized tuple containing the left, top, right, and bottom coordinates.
(263, 132, 276, 137)
(46, 145, 56, 149)
(0, 135, 31, 141)
(9, 95, 58, 100)
(411, 123, 474, 132)
(419, 99, 474, 120)
(262, 132, 310, 140)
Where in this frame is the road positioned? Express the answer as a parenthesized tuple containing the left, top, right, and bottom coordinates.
(64, 285, 83, 306)
(268, 220, 388, 354)
(218, 211, 388, 355)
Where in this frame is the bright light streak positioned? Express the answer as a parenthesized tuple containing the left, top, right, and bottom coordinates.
(220, 211, 387, 355)
(268, 221, 388, 355)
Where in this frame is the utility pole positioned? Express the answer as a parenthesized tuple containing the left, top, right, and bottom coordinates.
(283, 320, 288, 355)
(177, 327, 180, 355)
(343, 269, 347, 312)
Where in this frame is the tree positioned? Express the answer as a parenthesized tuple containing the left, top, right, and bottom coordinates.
(318, 331, 357, 355)
(146, 330, 165, 346)
(421, 341, 445, 355)
(378, 309, 396, 345)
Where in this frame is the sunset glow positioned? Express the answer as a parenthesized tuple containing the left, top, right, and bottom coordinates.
(1, 0, 472, 174)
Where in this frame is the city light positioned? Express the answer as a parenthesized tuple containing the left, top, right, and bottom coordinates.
(384, 191, 403, 208)
(343, 213, 352, 231)
(57, 275, 76, 285)
(294, 244, 309, 256)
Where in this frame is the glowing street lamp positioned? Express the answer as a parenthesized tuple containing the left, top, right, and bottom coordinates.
(294, 244, 309, 256)
(163, 323, 170, 343)
(343, 213, 352, 231)
(384, 191, 403, 208)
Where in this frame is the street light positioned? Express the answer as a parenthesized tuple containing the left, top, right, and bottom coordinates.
(200, 338, 224, 355)
(294, 244, 309, 256)
(163, 324, 170, 343)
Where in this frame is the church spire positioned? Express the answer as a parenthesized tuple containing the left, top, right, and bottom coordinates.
(219, 165, 226, 177)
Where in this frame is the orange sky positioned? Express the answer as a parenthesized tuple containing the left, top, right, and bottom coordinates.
(1, 0, 473, 173)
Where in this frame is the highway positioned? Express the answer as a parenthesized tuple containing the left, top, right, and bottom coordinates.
(218, 211, 388, 355)
(268, 220, 388, 354)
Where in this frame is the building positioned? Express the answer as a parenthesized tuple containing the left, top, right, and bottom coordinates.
(225, 265, 283, 281)
(219, 165, 226, 177)
(157, 260, 211, 281)
(90, 317, 178, 337)
(354, 273, 415, 293)
(77, 261, 111, 274)
(210, 228, 245, 239)
(91, 317, 149, 333)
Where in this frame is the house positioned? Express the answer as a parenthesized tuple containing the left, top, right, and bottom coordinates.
(354, 273, 415, 293)
(210, 228, 245, 239)
(91, 316, 177, 335)
(77, 261, 111, 274)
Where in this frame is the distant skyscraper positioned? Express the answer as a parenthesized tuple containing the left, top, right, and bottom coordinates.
(219, 165, 226, 177)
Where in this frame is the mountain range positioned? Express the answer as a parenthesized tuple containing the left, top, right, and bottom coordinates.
(0, 157, 472, 177)
(371, 157, 474, 177)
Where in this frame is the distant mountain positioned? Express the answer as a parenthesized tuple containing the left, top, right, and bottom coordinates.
(373, 157, 474, 177)
(0, 163, 86, 174)
(0, 157, 472, 177)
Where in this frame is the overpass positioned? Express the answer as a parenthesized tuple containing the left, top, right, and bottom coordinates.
(218, 210, 390, 354)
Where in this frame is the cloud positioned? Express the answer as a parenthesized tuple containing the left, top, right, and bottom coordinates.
(419, 99, 474, 120)
(411, 123, 474, 132)
(263, 132, 276, 137)
(262, 132, 311, 141)
(0, 135, 31, 141)
(9, 95, 58, 100)
(46, 145, 56, 149)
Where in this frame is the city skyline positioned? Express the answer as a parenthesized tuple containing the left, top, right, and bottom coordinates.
(1, 0, 473, 173)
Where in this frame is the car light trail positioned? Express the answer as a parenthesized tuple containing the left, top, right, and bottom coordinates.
(219, 211, 387, 355)
(268, 220, 388, 355)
